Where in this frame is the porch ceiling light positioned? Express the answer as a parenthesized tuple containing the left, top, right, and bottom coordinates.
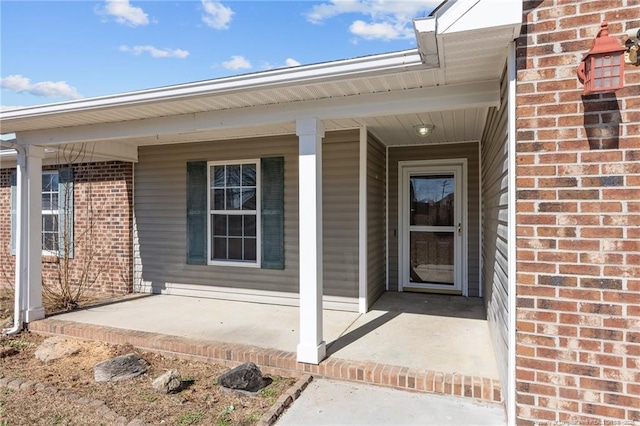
(577, 21, 626, 95)
(414, 124, 435, 137)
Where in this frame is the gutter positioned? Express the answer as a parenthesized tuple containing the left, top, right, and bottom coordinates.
(0, 49, 424, 124)
(0, 139, 24, 335)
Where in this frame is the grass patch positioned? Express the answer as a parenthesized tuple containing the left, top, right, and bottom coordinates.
(138, 389, 158, 403)
(216, 417, 231, 426)
(246, 412, 262, 423)
(259, 387, 277, 398)
(52, 413, 70, 425)
(1, 337, 35, 351)
(176, 411, 206, 425)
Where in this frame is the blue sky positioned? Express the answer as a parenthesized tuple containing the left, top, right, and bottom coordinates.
(1, 0, 440, 110)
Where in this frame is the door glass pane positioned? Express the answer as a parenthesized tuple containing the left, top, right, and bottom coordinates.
(410, 175, 454, 226)
(410, 231, 454, 285)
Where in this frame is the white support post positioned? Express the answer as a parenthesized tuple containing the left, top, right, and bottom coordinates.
(23, 145, 45, 322)
(296, 117, 326, 364)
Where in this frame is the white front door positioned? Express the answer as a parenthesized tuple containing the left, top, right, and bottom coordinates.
(399, 160, 466, 294)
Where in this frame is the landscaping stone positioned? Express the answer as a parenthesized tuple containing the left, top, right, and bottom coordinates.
(217, 362, 265, 392)
(94, 353, 149, 382)
(152, 369, 182, 394)
(0, 347, 18, 358)
(35, 336, 81, 362)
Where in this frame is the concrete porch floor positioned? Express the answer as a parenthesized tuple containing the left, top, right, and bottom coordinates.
(33, 291, 499, 380)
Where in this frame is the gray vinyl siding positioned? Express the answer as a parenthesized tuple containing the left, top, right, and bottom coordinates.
(387, 142, 480, 296)
(322, 131, 360, 298)
(481, 65, 509, 399)
(134, 130, 359, 298)
(367, 134, 386, 307)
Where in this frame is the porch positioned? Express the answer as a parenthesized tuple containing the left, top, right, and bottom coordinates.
(28, 291, 502, 403)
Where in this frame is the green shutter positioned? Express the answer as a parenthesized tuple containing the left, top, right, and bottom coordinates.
(58, 167, 74, 258)
(10, 171, 16, 255)
(187, 161, 207, 265)
(261, 157, 285, 270)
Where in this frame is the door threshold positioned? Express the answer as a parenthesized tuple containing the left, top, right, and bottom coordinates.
(402, 287, 462, 295)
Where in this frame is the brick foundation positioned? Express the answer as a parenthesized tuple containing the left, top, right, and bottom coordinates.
(516, 1, 640, 423)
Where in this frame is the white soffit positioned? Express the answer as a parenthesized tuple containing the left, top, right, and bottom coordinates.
(437, 0, 522, 36)
(0, 50, 430, 133)
(415, 0, 523, 85)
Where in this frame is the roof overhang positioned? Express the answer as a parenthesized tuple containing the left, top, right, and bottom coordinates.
(0, 0, 522, 162)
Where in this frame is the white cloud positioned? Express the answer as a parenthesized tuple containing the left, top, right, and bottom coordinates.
(222, 55, 251, 70)
(349, 20, 405, 40)
(306, 0, 439, 41)
(260, 57, 301, 71)
(120, 45, 189, 59)
(101, 0, 149, 27)
(0, 75, 83, 100)
(202, 0, 234, 29)
(285, 58, 301, 67)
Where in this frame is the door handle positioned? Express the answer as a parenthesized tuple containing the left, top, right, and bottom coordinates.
(457, 223, 461, 235)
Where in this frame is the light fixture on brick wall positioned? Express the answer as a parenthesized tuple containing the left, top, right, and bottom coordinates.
(577, 21, 626, 95)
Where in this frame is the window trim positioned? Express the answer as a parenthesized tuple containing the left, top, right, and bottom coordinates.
(206, 159, 261, 268)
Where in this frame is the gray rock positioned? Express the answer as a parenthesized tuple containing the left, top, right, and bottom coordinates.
(217, 362, 265, 392)
(94, 353, 149, 382)
(35, 336, 81, 362)
(0, 347, 18, 358)
(152, 369, 182, 394)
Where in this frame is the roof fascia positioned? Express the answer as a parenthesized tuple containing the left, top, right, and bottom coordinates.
(0, 50, 423, 121)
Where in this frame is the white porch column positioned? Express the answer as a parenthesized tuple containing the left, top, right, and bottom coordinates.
(23, 145, 45, 322)
(296, 117, 326, 364)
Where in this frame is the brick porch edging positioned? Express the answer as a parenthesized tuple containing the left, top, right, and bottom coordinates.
(28, 318, 502, 404)
(258, 374, 313, 426)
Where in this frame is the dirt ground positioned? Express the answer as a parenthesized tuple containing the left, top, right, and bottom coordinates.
(0, 291, 295, 426)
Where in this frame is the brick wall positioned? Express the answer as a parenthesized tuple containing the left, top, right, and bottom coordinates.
(0, 161, 134, 301)
(516, 0, 640, 424)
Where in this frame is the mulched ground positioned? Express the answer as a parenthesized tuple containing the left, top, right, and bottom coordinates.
(0, 331, 295, 425)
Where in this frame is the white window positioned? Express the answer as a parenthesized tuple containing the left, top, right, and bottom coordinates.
(42, 171, 59, 253)
(11, 167, 73, 257)
(207, 160, 260, 267)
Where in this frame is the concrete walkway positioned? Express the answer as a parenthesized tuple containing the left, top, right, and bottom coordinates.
(278, 379, 506, 425)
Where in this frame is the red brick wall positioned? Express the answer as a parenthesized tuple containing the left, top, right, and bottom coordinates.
(516, 0, 640, 424)
(0, 161, 133, 301)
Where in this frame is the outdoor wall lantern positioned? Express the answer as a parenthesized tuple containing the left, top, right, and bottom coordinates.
(414, 124, 435, 137)
(577, 21, 626, 95)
